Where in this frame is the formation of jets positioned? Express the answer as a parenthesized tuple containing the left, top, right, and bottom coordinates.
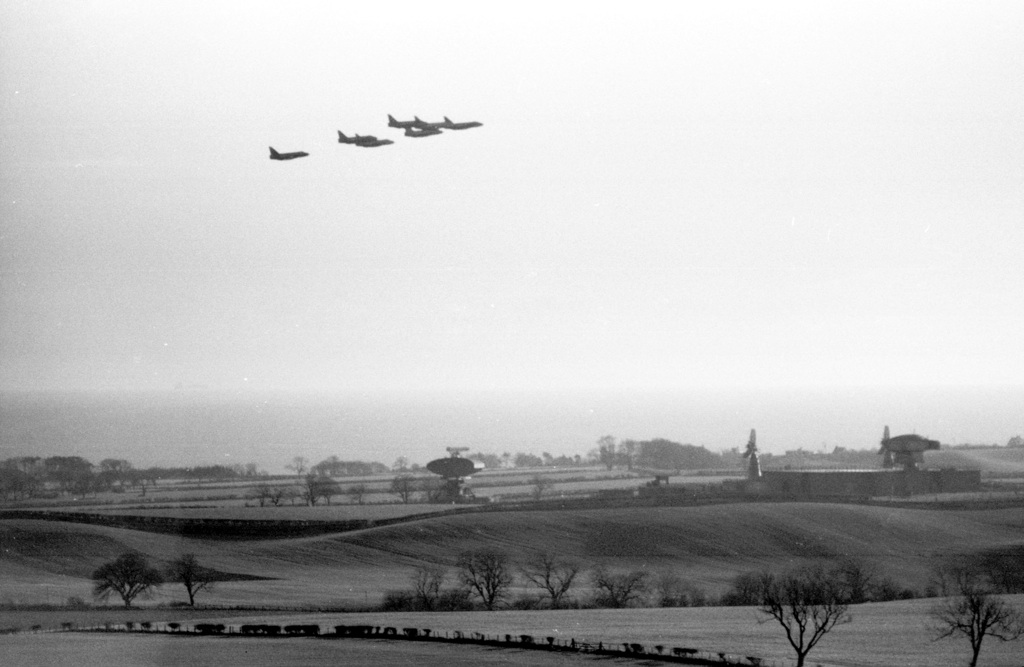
(270, 114, 482, 160)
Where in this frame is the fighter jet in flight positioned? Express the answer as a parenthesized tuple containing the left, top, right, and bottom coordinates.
(412, 116, 446, 131)
(441, 116, 483, 130)
(269, 147, 309, 160)
(337, 131, 393, 147)
(387, 114, 420, 130)
(356, 137, 394, 147)
(404, 126, 443, 138)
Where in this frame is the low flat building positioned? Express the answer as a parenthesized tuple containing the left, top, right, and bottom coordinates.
(757, 468, 980, 498)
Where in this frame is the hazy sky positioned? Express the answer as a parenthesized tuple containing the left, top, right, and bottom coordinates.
(2, 1, 1022, 393)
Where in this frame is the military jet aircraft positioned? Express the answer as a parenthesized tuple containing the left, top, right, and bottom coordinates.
(337, 131, 393, 147)
(387, 114, 420, 130)
(441, 116, 483, 130)
(412, 116, 446, 131)
(403, 126, 442, 138)
(356, 137, 394, 147)
(269, 147, 309, 160)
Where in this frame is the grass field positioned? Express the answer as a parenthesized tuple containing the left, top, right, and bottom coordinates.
(4, 598, 1023, 667)
(72, 504, 461, 522)
(2, 498, 1023, 666)
(203, 597, 1024, 667)
(3, 502, 1022, 608)
(925, 447, 1024, 475)
(1, 632, 642, 667)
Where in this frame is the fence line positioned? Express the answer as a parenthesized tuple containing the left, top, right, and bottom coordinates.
(50, 619, 803, 667)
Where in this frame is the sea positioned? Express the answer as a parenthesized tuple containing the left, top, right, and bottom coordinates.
(1, 387, 1021, 473)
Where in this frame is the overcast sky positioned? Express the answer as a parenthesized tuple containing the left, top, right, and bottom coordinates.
(2, 1, 1022, 393)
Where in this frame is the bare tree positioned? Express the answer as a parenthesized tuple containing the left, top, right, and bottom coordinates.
(721, 570, 773, 606)
(248, 484, 276, 507)
(286, 456, 309, 477)
(319, 477, 341, 505)
(301, 473, 339, 506)
(347, 483, 369, 505)
(931, 566, 1024, 667)
(457, 549, 514, 610)
(521, 552, 580, 608)
(91, 551, 163, 609)
(166, 553, 215, 607)
(596, 435, 617, 470)
(530, 474, 554, 501)
(411, 565, 447, 611)
(835, 557, 876, 604)
(277, 486, 299, 505)
(655, 570, 706, 607)
(757, 565, 851, 667)
(390, 474, 416, 504)
(592, 566, 650, 608)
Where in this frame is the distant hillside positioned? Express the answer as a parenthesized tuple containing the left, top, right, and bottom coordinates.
(3, 503, 1022, 606)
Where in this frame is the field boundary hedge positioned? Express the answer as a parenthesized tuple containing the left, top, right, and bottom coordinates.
(58, 620, 795, 667)
(0, 508, 473, 539)
(5, 492, 1021, 540)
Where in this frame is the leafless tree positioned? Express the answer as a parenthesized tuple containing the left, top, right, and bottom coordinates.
(655, 570, 707, 607)
(301, 473, 339, 506)
(92, 551, 163, 609)
(592, 566, 650, 608)
(530, 474, 554, 501)
(347, 483, 369, 505)
(390, 474, 416, 504)
(286, 456, 309, 477)
(757, 565, 851, 667)
(457, 549, 513, 610)
(721, 570, 766, 606)
(411, 565, 447, 611)
(596, 435, 617, 470)
(166, 553, 215, 607)
(521, 552, 580, 608)
(931, 566, 1024, 667)
(248, 484, 276, 507)
(835, 557, 876, 604)
(277, 486, 299, 505)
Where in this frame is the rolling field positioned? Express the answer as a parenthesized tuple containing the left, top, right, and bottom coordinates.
(207, 597, 1024, 667)
(925, 447, 1024, 475)
(1, 632, 642, 667)
(4, 598, 1024, 667)
(2, 500, 1023, 666)
(3, 502, 1022, 607)
(73, 504, 461, 522)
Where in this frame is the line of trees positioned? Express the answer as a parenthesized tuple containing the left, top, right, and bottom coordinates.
(0, 456, 268, 500)
(379, 553, 1022, 667)
(2, 436, 744, 503)
(91, 551, 216, 609)
(86, 547, 1023, 665)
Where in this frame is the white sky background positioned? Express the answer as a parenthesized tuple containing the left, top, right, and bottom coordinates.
(2, 1, 1023, 393)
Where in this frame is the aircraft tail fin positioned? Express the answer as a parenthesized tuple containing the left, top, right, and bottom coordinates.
(337, 131, 347, 142)
(269, 147, 279, 158)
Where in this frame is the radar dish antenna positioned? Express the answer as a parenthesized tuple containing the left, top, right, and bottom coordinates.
(879, 425, 939, 471)
(426, 447, 483, 503)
